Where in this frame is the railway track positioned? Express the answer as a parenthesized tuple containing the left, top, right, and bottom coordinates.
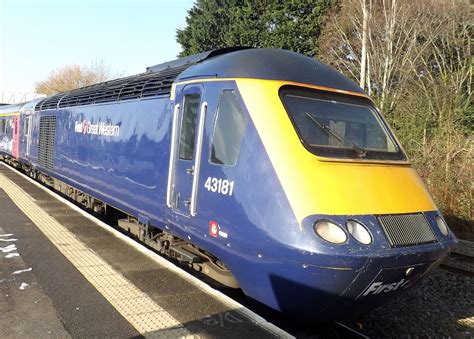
(441, 239, 474, 277)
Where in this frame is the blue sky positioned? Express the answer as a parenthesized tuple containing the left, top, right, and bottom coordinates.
(0, 0, 194, 92)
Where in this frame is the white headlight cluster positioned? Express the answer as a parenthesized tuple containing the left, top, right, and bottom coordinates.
(435, 216, 449, 236)
(314, 219, 373, 245)
(346, 220, 372, 245)
(314, 220, 347, 244)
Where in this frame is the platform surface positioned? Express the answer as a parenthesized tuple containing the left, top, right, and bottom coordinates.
(0, 164, 288, 338)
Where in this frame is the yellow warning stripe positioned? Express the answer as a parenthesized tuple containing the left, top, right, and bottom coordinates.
(0, 174, 190, 336)
(0, 112, 20, 117)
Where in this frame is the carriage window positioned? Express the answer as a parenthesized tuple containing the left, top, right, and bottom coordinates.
(2, 117, 10, 133)
(178, 93, 200, 160)
(210, 90, 247, 166)
(24, 117, 30, 137)
(0, 118, 5, 134)
(280, 86, 405, 161)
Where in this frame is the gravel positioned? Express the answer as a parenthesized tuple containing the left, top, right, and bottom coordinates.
(345, 268, 473, 338)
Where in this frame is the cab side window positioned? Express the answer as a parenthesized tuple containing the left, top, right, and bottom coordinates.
(179, 93, 200, 160)
(210, 90, 247, 166)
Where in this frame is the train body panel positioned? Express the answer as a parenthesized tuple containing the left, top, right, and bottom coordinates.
(1, 48, 457, 318)
(26, 79, 300, 266)
(36, 97, 171, 222)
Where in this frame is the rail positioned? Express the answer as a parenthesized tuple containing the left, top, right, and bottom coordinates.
(440, 239, 474, 276)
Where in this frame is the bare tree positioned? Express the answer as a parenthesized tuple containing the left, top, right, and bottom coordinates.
(359, 0, 369, 89)
(405, 0, 473, 219)
(35, 61, 113, 95)
(320, 0, 430, 110)
(319, 0, 473, 222)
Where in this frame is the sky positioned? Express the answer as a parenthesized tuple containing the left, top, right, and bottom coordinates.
(0, 0, 194, 92)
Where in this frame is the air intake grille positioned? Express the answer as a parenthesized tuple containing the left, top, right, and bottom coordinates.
(34, 65, 188, 112)
(378, 213, 437, 247)
(38, 116, 56, 170)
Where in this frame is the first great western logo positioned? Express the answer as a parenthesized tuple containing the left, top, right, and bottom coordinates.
(74, 120, 120, 137)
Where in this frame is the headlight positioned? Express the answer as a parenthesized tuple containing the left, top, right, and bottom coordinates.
(435, 216, 449, 236)
(314, 220, 347, 244)
(347, 220, 372, 245)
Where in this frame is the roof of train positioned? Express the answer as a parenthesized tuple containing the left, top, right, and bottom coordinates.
(0, 98, 44, 113)
(33, 47, 364, 111)
(177, 48, 364, 94)
(0, 103, 23, 114)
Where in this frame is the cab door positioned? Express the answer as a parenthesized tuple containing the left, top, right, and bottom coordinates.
(166, 84, 207, 216)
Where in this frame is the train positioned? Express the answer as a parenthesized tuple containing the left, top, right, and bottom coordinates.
(0, 47, 457, 318)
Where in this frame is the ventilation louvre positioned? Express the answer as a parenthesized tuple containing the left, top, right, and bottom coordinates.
(34, 65, 188, 112)
(38, 116, 56, 170)
(378, 213, 437, 247)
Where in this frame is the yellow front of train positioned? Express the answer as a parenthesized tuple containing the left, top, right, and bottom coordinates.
(237, 78, 437, 221)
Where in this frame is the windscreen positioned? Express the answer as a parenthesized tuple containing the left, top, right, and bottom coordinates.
(280, 86, 405, 161)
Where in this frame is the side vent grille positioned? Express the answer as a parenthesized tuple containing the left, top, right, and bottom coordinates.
(378, 213, 437, 247)
(38, 116, 57, 170)
(34, 65, 188, 112)
(37, 94, 62, 111)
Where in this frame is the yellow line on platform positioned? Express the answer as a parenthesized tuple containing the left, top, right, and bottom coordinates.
(0, 174, 190, 337)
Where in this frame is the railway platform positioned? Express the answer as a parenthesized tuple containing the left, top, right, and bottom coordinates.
(0, 163, 290, 338)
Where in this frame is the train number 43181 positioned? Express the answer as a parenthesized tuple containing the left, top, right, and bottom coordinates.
(204, 177, 235, 196)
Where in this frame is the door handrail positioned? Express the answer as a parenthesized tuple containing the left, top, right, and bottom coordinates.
(166, 104, 180, 208)
(190, 101, 207, 216)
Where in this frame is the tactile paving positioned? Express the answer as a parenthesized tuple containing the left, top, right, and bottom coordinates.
(0, 174, 189, 336)
(86, 273, 130, 288)
(56, 242, 89, 252)
(127, 311, 186, 334)
(110, 297, 164, 315)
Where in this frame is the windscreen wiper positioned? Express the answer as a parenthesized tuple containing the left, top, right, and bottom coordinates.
(305, 112, 367, 158)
